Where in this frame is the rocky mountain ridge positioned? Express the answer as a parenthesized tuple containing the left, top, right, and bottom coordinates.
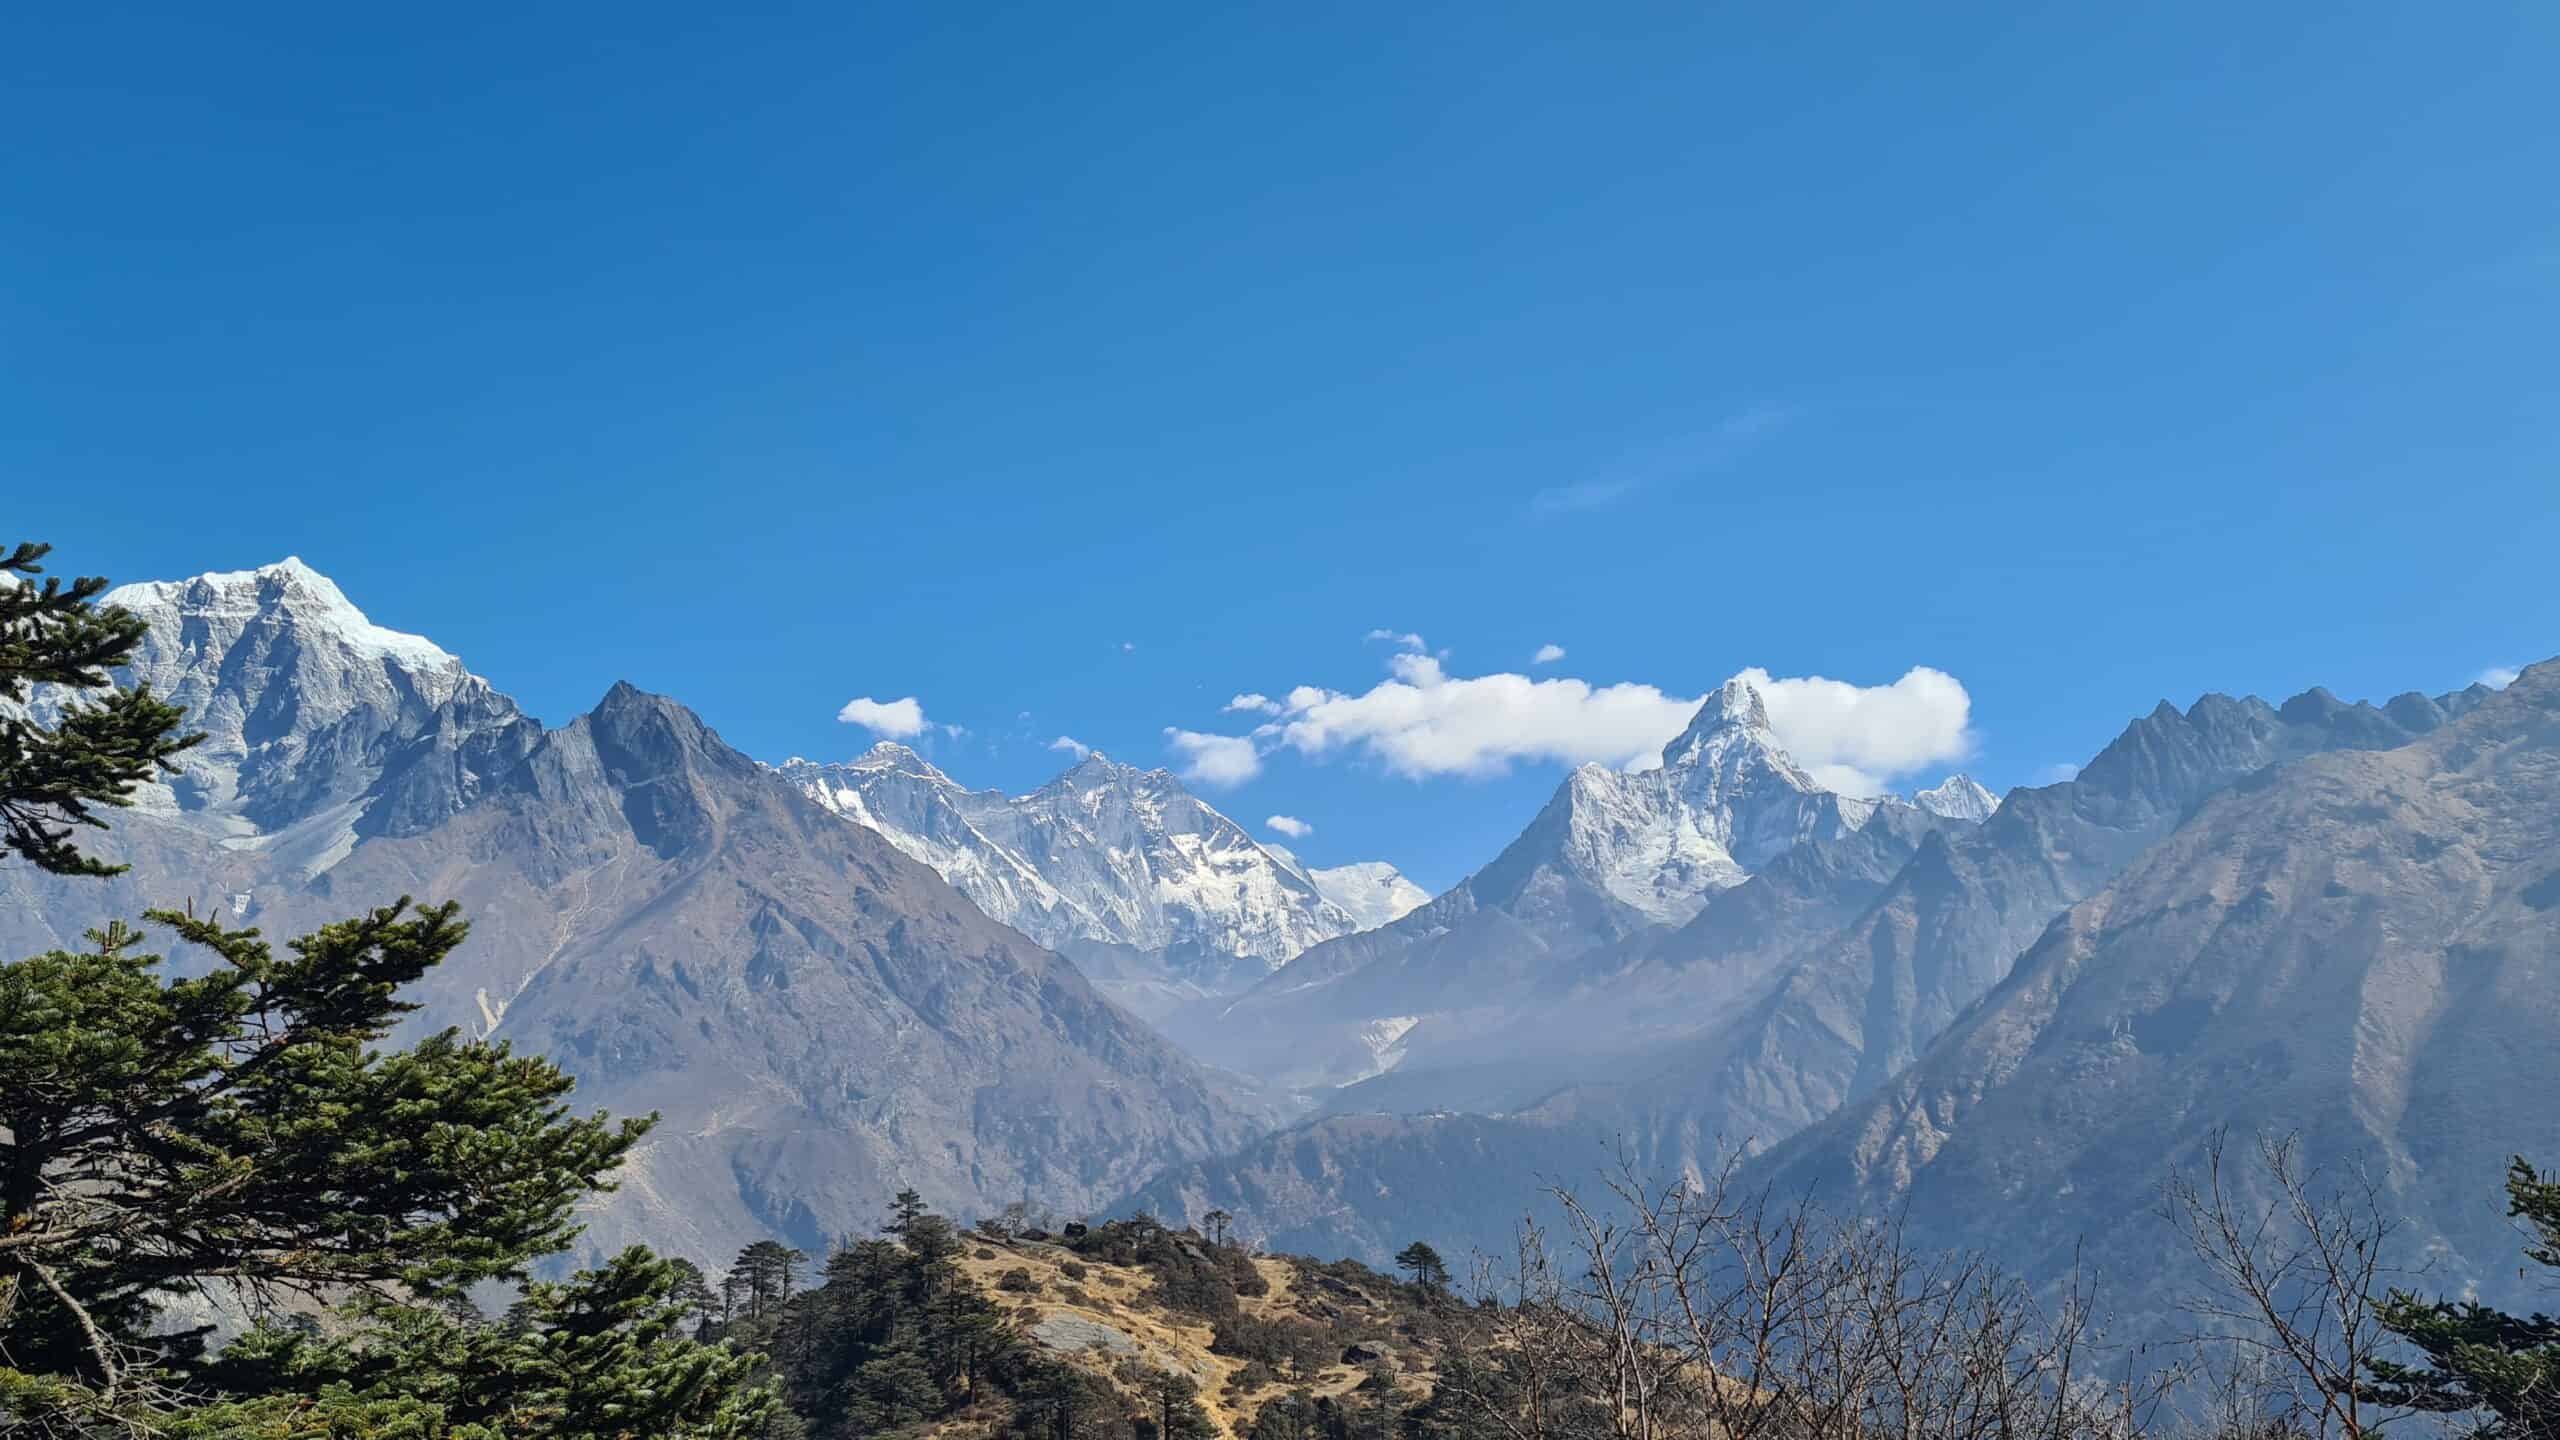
(777, 744, 1424, 1017)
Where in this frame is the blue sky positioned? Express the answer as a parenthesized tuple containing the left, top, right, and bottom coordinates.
(8, 3, 2555, 890)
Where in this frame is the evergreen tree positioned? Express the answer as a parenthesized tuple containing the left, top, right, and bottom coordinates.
(669, 1255, 720, 1326)
(0, 540, 200, 876)
(1247, 1389, 1321, 1440)
(189, 1246, 778, 1437)
(1392, 1241, 1449, 1300)
(2370, 1156, 2560, 1436)
(1141, 1369, 1220, 1440)
(0, 900, 650, 1413)
(731, 1239, 809, 1322)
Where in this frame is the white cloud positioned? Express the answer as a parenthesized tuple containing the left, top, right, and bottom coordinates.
(836, 695, 931, 738)
(2033, 762, 2082, 785)
(1532, 643, 1567, 665)
(1266, 814, 1313, 838)
(1164, 727, 1263, 787)
(2479, 664, 2521, 690)
(1049, 735, 1092, 759)
(1365, 629, 1427, 652)
(1255, 652, 1701, 779)
(1225, 692, 1283, 716)
(1190, 652, 1974, 791)
(1122, 641, 1137, 653)
(1729, 666, 1975, 797)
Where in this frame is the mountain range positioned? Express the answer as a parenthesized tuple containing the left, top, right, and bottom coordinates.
(777, 744, 1422, 1018)
(1127, 669, 2524, 1312)
(3, 560, 1273, 1264)
(18, 553, 2556, 1340)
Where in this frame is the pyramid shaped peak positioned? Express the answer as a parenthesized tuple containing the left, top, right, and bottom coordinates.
(1697, 675, 1773, 732)
(1659, 675, 1780, 771)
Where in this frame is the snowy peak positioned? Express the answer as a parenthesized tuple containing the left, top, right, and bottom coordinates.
(1659, 676, 1781, 770)
(1913, 773, 1999, 822)
(104, 557, 463, 674)
(781, 747, 1419, 1010)
(57, 558, 527, 857)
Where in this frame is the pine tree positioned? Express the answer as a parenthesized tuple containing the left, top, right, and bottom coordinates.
(1392, 1241, 1449, 1300)
(188, 1245, 778, 1437)
(0, 900, 652, 1411)
(1142, 1369, 1222, 1440)
(669, 1255, 720, 1326)
(2370, 1156, 2560, 1436)
(0, 540, 200, 876)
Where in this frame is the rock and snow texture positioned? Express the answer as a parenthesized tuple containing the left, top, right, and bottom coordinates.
(1181, 675, 1942, 1088)
(1912, 773, 1999, 822)
(779, 746, 1423, 1007)
(1304, 862, 1431, 931)
(36, 558, 535, 871)
(1539, 676, 1910, 926)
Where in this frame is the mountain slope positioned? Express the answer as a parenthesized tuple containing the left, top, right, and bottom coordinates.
(2, 562, 1274, 1266)
(1746, 658, 2560, 1330)
(30, 558, 540, 872)
(779, 747, 1419, 1018)
(1125, 677, 2495, 1266)
(1170, 677, 1968, 1090)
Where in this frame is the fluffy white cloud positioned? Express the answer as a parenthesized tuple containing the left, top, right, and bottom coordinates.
(1049, 735, 1092, 759)
(1164, 727, 1263, 787)
(1729, 666, 1974, 797)
(1258, 652, 1701, 779)
(1189, 653, 1975, 792)
(1532, 643, 1567, 665)
(837, 695, 931, 738)
(1365, 629, 1427, 651)
(1266, 814, 1313, 838)
(1226, 692, 1283, 715)
(2480, 664, 2521, 690)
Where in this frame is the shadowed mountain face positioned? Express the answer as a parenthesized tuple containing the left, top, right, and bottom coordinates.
(1, 563, 1268, 1266)
(1745, 659, 2560, 1333)
(1119, 677, 2499, 1266)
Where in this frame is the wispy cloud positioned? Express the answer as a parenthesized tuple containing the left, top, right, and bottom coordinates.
(2479, 664, 2521, 690)
(1049, 735, 1092, 759)
(1532, 643, 1567, 665)
(1527, 404, 1798, 517)
(1266, 814, 1312, 838)
(1365, 629, 1427, 652)
(1226, 692, 1284, 716)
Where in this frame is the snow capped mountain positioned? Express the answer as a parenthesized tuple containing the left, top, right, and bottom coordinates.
(1264, 846, 1430, 930)
(1180, 674, 1962, 1088)
(1912, 773, 1999, 822)
(1302, 861, 1431, 931)
(38, 558, 537, 872)
(779, 746, 1423, 1015)
(1538, 676, 1903, 926)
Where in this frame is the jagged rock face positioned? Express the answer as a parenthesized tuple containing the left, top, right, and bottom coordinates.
(1169, 678, 1964, 1090)
(1746, 660, 2560, 1334)
(34, 559, 538, 870)
(777, 747, 1420, 1017)
(2, 564, 1270, 1267)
